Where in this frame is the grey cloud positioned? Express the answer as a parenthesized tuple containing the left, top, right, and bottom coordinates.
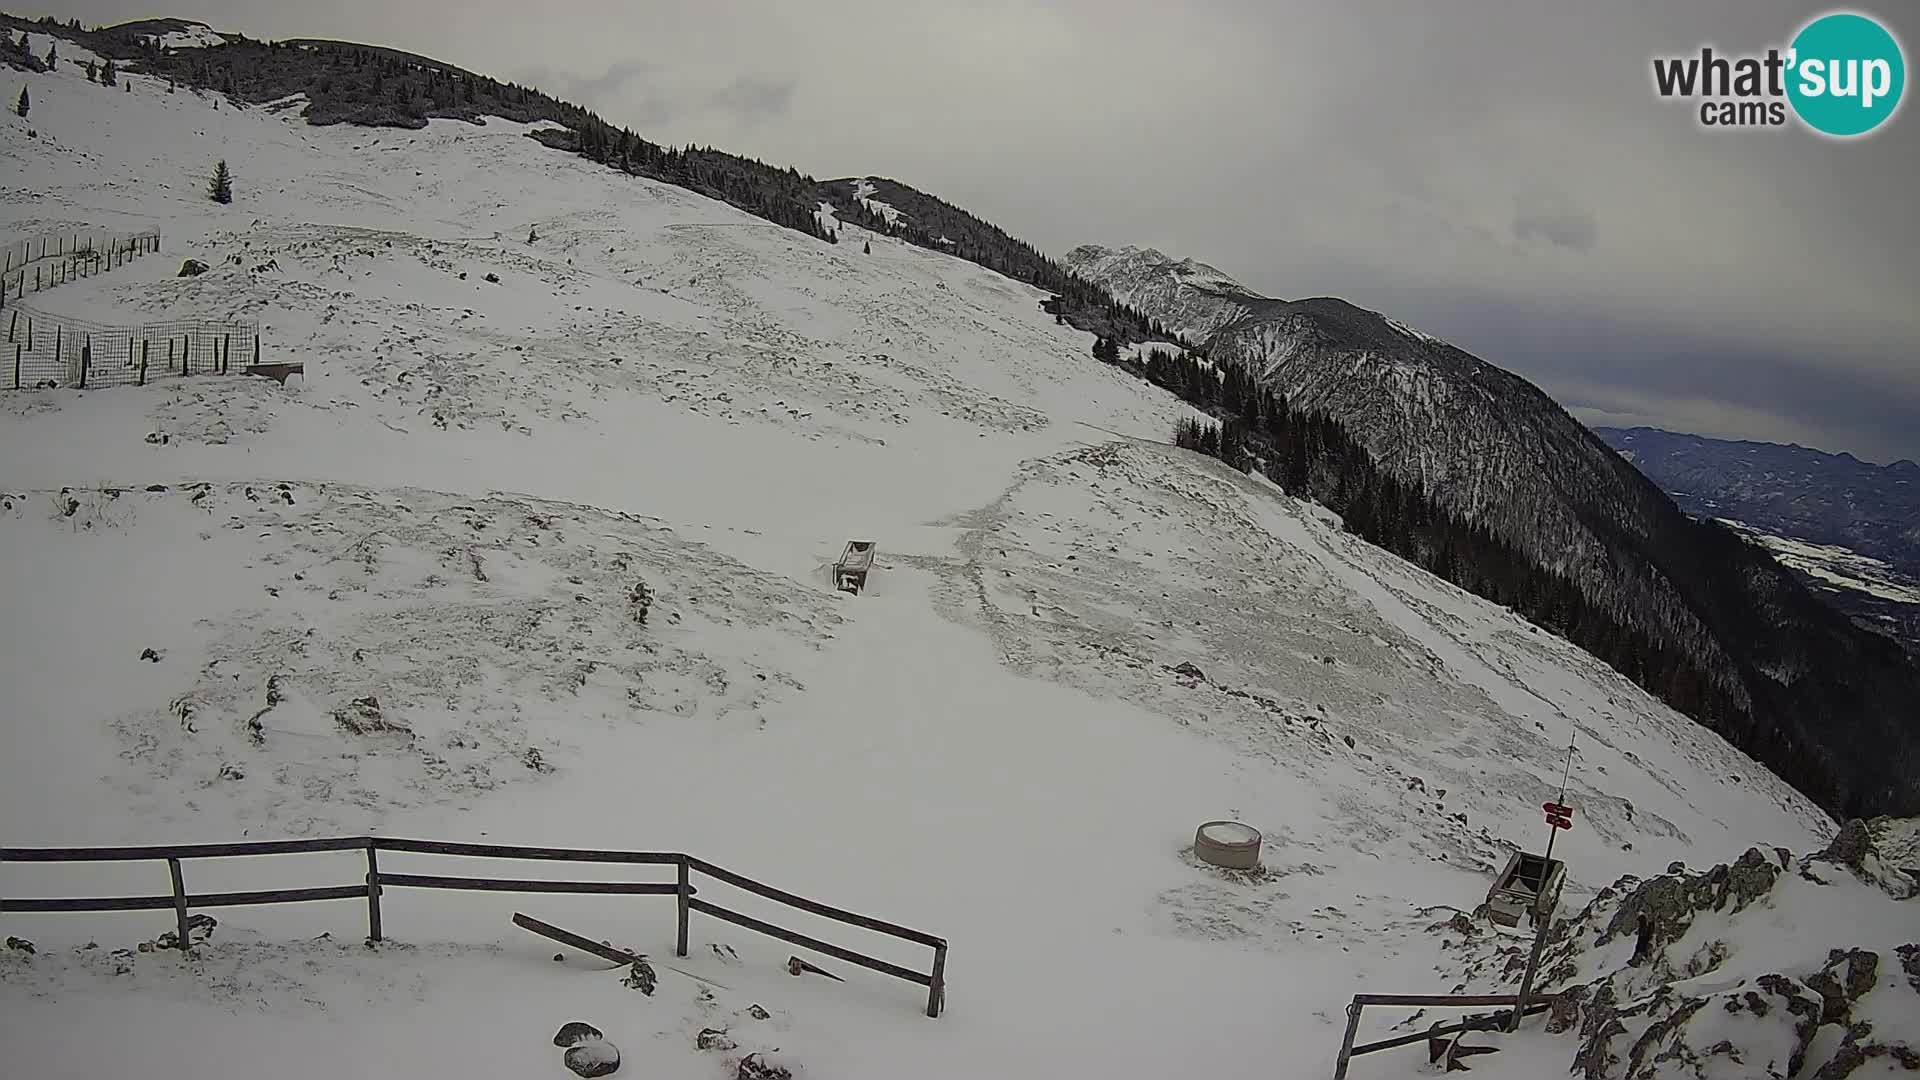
(1511, 192, 1596, 252)
(514, 60, 677, 126)
(704, 77, 793, 124)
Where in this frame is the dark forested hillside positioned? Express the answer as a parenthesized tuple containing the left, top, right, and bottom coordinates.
(817, 178, 1182, 344)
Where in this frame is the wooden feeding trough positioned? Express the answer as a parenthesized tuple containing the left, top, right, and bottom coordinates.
(833, 541, 877, 595)
(1485, 850, 1565, 929)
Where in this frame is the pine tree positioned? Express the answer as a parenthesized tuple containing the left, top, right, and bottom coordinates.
(862, 240, 871, 255)
(86, 59, 97, 82)
(45, 41, 57, 68)
(208, 159, 233, 204)
(14, 85, 27, 118)
(102, 59, 116, 87)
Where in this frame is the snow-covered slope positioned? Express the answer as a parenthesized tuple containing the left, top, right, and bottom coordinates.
(1060, 245, 1920, 823)
(0, 37, 1853, 1080)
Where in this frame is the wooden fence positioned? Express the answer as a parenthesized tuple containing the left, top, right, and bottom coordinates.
(0, 229, 162, 309)
(1331, 992, 1552, 1077)
(1, 836, 947, 1017)
(5, 306, 262, 390)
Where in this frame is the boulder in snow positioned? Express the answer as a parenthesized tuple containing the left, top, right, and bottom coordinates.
(178, 259, 209, 277)
(552, 1022, 603, 1048)
(563, 1039, 620, 1077)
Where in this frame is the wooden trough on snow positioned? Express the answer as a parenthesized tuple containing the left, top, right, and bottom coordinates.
(833, 541, 877, 594)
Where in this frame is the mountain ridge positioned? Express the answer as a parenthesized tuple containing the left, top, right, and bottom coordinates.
(1065, 243, 1920, 819)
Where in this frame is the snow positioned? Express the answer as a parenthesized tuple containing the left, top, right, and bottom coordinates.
(1199, 822, 1261, 846)
(0, 50, 1844, 1080)
(1718, 519, 1920, 603)
(1384, 315, 1445, 347)
(851, 178, 905, 227)
(151, 23, 228, 50)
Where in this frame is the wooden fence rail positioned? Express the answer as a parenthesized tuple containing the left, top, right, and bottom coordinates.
(1331, 992, 1553, 1078)
(2, 836, 946, 1017)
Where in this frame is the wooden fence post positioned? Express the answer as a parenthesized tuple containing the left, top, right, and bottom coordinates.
(79, 338, 90, 389)
(1332, 1000, 1363, 1080)
(927, 943, 947, 1018)
(253, 336, 260, 367)
(12, 343, 19, 390)
(167, 857, 191, 954)
(7, 310, 14, 342)
(676, 857, 690, 958)
(365, 842, 384, 942)
(223, 333, 231, 375)
(167, 338, 176, 374)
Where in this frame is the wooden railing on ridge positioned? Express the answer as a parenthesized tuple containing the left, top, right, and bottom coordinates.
(1, 835, 947, 1018)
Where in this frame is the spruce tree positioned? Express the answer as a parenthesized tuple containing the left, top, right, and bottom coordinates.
(209, 159, 233, 204)
(86, 59, 97, 82)
(46, 41, 57, 68)
(14, 85, 27, 118)
(102, 59, 116, 87)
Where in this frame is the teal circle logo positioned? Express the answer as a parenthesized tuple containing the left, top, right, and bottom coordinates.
(1787, 12, 1905, 136)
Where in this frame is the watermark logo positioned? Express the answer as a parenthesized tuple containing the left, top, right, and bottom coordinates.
(1651, 10, 1905, 137)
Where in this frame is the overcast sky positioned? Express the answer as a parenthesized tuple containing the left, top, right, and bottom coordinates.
(41, 1, 1920, 463)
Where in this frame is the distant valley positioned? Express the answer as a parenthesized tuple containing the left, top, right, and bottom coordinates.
(1599, 426, 1920, 647)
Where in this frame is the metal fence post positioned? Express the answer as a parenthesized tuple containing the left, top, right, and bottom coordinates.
(167, 857, 191, 953)
(365, 841, 383, 942)
(675, 856, 690, 957)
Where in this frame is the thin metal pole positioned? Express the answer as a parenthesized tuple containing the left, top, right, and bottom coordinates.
(1513, 736, 1577, 1031)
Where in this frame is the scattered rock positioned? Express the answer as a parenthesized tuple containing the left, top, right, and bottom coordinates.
(139, 647, 162, 663)
(745, 1003, 771, 1021)
(177, 259, 209, 277)
(737, 1054, 792, 1080)
(1170, 661, 1207, 682)
(523, 747, 553, 773)
(553, 953, 565, 963)
(563, 1039, 620, 1078)
(4, 936, 34, 955)
(620, 958, 656, 995)
(696, 1027, 737, 1052)
(144, 432, 170, 445)
(483, 272, 500, 284)
(552, 1022, 603, 1048)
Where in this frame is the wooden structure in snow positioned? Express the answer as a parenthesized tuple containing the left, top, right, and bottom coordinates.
(1484, 850, 1565, 929)
(833, 540, 876, 594)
